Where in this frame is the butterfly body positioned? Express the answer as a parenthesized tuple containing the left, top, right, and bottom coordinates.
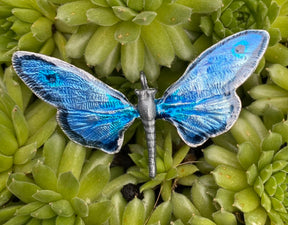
(135, 73, 157, 177)
(12, 30, 269, 178)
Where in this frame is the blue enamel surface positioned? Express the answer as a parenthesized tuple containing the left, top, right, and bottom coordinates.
(156, 30, 269, 147)
(12, 51, 139, 153)
(12, 29, 269, 157)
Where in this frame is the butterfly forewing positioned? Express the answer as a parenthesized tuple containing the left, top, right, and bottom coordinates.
(12, 51, 139, 153)
(156, 30, 270, 147)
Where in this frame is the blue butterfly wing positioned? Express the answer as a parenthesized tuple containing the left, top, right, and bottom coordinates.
(12, 51, 139, 153)
(156, 30, 269, 146)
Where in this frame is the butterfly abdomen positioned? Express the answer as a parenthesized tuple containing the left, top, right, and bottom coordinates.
(142, 118, 156, 177)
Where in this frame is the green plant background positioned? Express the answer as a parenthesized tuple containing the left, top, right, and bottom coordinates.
(1, 0, 288, 224)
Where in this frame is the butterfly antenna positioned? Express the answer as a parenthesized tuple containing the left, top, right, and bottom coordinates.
(140, 71, 149, 90)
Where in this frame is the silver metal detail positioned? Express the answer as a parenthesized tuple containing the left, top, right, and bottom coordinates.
(135, 71, 157, 178)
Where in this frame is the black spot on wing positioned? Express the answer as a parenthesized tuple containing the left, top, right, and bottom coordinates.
(45, 73, 57, 83)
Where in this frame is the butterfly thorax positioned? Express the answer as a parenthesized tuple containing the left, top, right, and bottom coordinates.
(135, 88, 156, 121)
(135, 72, 157, 121)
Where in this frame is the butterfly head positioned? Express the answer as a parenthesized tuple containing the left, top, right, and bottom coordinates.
(136, 71, 157, 99)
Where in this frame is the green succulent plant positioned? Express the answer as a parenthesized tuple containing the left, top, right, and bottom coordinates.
(1, 130, 142, 224)
(202, 109, 288, 225)
(271, 0, 288, 41)
(56, 0, 223, 82)
(248, 57, 288, 117)
(128, 128, 198, 200)
(0, 0, 61, 62)
(0, 0, 223, 82)
(0, 67, 57, 208)
(190, 0, 281, 42)
(171, 174, 239, 225)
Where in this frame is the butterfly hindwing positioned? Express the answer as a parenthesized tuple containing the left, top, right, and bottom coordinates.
(12, 51, 139, 153)
(156, 30, 269, 147)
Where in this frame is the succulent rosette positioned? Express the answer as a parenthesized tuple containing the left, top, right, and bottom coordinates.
(0, 0, 223, 82)
(55, 0, 222, 82)
(190, 0, 281, 43)
(201, 109, 288, 224)
(127, 126, 198, 198)
(0, 67, 57, 208)
(0, 0, 63, 62)
(1, 130, 142, 224)
(271, 0, 288, 42)
(0, 129, 201, 225)
(248, 62, 288, 118)
(247, 0, 288, 117)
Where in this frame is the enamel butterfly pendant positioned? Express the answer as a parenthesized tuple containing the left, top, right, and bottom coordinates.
(12, 29, 269, 178)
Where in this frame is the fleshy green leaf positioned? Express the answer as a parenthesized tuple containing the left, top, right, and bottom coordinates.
(156, 3, 191, 25)
(87, 8, 120, 26)
(234, 187, 260, 212)
(57, 172, 79, 200)
(14, 143, 36, 165)
(32, 163, 58, 191)
(112, 6, 137, 21)
(50, 199, 74, 217)
(71, 197, 89, 217)
(56, 1, 95, 26)
(32, 190, 62, 203)
(78, 164, 110, 202)
(7, 174, 41, 203)
(177, 0, 222, 13)
(122, 197, 145, 225)
(30, 204, 56, 219)
(212, 165, 248, 191)
(171, 192, 200, 224)
(132, 11, 157, 25)
(115, 21, 141, 44)
(147, 201, 172, 225)
(237, 142, 260, 170)
(83, 201, 113, 224)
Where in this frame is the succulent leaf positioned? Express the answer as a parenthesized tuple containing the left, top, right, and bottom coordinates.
(87, 7, 120, 26)
(32, 163, 58, 191)
(11, 106, 29, 146)
(120, 36, 144, 82)
(156, 3, 191, 25)
(78, 164, 110, 202)
(132, 11, 157, 25)
(13, 142, 37, 165)
(83, 201, 113, 224)
(33, 190, 62, 203)
(57, 142, 86, 179)
(7, 173, 41, 203)
(57, 172, 79, 200)
(30, 204, 56, 219)
(56, 1, 95, 26)
(191, 176, 217, 218)
(172, 192, 200, 223)
(50, 199, 74, 217)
